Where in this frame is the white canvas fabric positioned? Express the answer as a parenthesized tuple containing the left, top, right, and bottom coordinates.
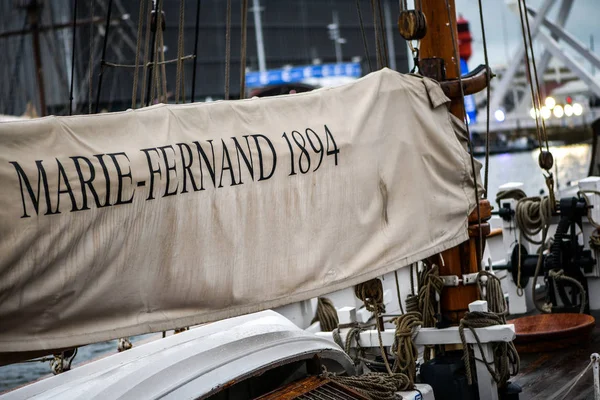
(0, 68, 482, 356)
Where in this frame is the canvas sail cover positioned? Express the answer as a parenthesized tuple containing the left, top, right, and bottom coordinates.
(0, 69, 482, 358)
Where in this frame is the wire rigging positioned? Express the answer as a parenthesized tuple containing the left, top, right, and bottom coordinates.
(190, 0, 201, 103)
(477, 0, 491, 195)
(69, 0, 78, 115)
(224, 0, 232, 100)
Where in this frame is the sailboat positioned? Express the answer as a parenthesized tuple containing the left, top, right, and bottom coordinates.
(1, 0, 599, 399)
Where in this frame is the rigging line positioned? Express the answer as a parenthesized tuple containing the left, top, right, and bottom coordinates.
(370, 0, 382, 69)
(476, 0, 491, 194)
(190, 0, 201, 103)
(516, 0, 544, 154)
(444, 0, 484, 264)
(224, 0, 232, 100)
(150, 0, 165, 104)
(94, 0, 113, 114)
(69, 0, 78, 115)
(239, 0, 249, 99)
(105, 55, 195, 68)
(376, 0, 389, 68)
(131, 0, 146, 109)
(88, 0, 95, 114)
(175, 0, 185, 103)
(522, 0, 549, 153)
(145, 0, 160, 107)
(140, 0, 153, 107)
(158, 19, 168, 103)
(356, 0, 373, 72)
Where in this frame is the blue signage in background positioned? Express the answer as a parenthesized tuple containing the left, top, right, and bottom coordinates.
(460, 58, 477, 125)
(245, 62, 362, 88)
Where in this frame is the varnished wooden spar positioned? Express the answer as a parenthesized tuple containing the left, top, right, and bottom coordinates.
(439, 65, 494, 99)
(418, 0, 493, 324)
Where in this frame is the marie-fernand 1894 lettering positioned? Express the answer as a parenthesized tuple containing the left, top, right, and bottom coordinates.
(8, 125, 340, 219)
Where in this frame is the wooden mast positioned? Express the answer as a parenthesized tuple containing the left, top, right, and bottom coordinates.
(419, 0, 491, 325)
(419, 0, 464, 119)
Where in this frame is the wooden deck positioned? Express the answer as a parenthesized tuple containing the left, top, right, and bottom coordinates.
(510, 311, 600, 399)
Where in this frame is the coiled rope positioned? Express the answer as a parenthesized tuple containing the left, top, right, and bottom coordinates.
(391, 311, 422, 385)
(322, 366, 411, 400)
(459, 311, 519, 387)
(311, 297, 339, 332)
(348, 278, 413, 397)
(459, 271, 520, 388)
(516, 196, 553, 245)
(417, 264, 444, 329)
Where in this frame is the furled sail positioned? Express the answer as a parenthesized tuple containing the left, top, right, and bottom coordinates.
(0, 69, 481, 359)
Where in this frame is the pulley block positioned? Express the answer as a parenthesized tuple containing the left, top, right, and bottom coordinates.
(398, 10, 427, 41)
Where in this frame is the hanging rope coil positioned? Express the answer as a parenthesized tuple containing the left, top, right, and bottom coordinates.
(459, 311, 519, 387)
(515, 196, 553, 245)
(355, 279, 385, 316)
(417, 264, 443, 328)
(391, 312, 422, 385)
(312, 297, 339, 332)
(549, 269, 587, 314)
(322, 367, 412, 400)
(476, 271, 506, 317)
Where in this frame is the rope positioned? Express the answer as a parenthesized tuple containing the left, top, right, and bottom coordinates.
(50, 349, 78, 375)
(394, 270, 404, 314)
(69, 0, 78, 115)
(376, 0, 389, 68)
(546, 358, 594, 400)
(516, 0, 544, 154)
(417, 265, 443, 328)
(239, 0, 249, 98)
(476, 271, 507, 317)
(175, 0, 186, 103)
(531, 228, 551, 312)
(117, 337, 132, 352)
(322, 367, 412, 400)
(131, 0, 146, 108)
(140, 0, 153, 107)
(355, 279, 393, 375)
(370, 0, 383, 70)
(355, 279, 385, 316)
(521, 0, 549, 152)
(495, 188, 527, 210)
(391, 312, 422, 384)
(88, 0, 95, 114)
(105, 55, 196, 69)
(356, 0, 373, 72)
(549, 269, 587, 314)
(476, 0, 492, 194)
(516, 196, 553, 245)
(311, 297, 339, 332)
(332, 323, 387, 368)
(158, 18, 168, 103)
(459, 311, 519, 387)
(224, 0, 232, 100)
(578, 190, 600, 229)
(190, 0, 201, 102)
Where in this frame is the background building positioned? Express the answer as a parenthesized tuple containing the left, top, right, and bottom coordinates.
(0, 0, 410, 116)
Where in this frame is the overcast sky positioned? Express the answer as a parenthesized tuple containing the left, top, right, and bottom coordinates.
(453, 0, 598, 70)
